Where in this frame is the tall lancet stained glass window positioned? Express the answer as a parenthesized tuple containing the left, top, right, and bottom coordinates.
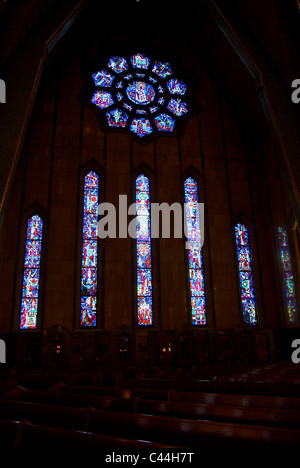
(184, 177, 207, 325)
(80, 170, 99, 327)
(20, 214, 43, 329)
(136, 174, 153, 326)
(278, 226, 298, 324)
(234, 223, 258, 325)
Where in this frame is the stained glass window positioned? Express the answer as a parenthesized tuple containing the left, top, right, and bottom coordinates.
(278, 226, 298, 324)
(184, 177, 207, 325)
(136, 174, 153, 326)
(89, 51, 189, 139)
(234, 223, 258, 325)
(80, 170, 99, 327)
(20, 214, 43, 329)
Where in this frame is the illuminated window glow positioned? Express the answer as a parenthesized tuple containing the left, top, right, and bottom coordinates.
(136, 174, 153, 326)
(20, 214, 43, 329)
(89, 52, 190, 138)
(184, 177, 207, 325)
(80, 170, 99, 327)
(234, 223, 258, 325)
(278, 226, 298, 324)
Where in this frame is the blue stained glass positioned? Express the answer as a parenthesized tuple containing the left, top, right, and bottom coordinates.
(20, 214, 43, 329)
(81, 171, 99, 327)
(107, 56, 128, 73)
(167, 98, 188, 116)
(123, 103, 132, 111)
(83, 213, 98, 239)
(166, 78, 187, 95)
(81, 268, 97, 296)
(24, 241, 42, 268)
(152, 61, 172, 78)
(80, 297, 97, 327)
(184, 177, 207, 325)
(92, 69, 114, 87)
(154, 113, 175, 131)
(191, 297, 206, 325)
(22, 269, 40, 297)
(91, 90, 114, 109)
(130, 118, 152, 137)
(106, 108, 128, 127)
(137, 243, 152, 269)
(130, 53, 150, 69)
(136, 174, 153, 326)
(278, 226, 298, 324)
(90, 53, 189, 138)
(235, 223, 257, 325)
(126, 81, 155, 105)
(137, 297, 153, 326)
(137, 269, 152, 296)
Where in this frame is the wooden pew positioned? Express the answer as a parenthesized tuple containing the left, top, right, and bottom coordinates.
(136, 398, 300, 428)
(0, 419, 176, 448)
(1, 398, 300, 450)
(8, 386, 300, 426)
(171, 390, 300, 410)
(4, 391, 300, 430)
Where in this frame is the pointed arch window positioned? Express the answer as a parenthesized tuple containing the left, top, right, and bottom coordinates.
(80, 170, 99, 327)
(278, 226, 299, 325)
(234, 222, 258, 325)
(184, 177, 207, 325)
(20, 214, 43, 329)
(136, 174, 153, 326)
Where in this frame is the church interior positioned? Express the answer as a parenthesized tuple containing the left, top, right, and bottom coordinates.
(0, 0, 300, 451)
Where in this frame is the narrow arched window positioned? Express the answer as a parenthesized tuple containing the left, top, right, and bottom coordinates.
(20, 214, 43, 329)
(234, 222, 258, 325)
(184, 177, 207, 325)
(136, 174, 153, 326)
(80, 170, 99, 327)
(278, 226, 299, 324)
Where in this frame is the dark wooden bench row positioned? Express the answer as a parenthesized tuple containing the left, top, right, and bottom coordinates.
(0, 391, 300, 428)
(0, 400, 299, 450)
(58, 383, 300, 410)
(9, 384, 300, 415)
(0, 418, 174, 448)
(4, 390, 300, 429)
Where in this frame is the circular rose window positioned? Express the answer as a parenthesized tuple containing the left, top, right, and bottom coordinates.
(86, 51, 192, 140)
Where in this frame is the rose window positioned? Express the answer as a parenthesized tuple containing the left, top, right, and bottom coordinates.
(86, 52, 191, 140)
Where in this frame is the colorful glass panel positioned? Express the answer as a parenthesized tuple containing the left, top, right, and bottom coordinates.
(107, 56, 128, 73)
(235, 223, 258, 325)
(130, 53, 150, 69)
(89, 53, 189, 138)
(154, 113, 175, 131)
(106, 108, 128, 127)
(92, 69, 114, 87)
(20, 214, 43, 329)
(278, 226, 298, 324)
(126, 81, 155, 105)
(184, 177, 206, 325)
(167, 98, 188, 116)
(152, 61, 172, 78)
(167, 78, 187, 95)
(130, 118, 152, 137)
(80, 171, 99, 327)
(91, 91, 113, 109)
(136, 174, 153, 326)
